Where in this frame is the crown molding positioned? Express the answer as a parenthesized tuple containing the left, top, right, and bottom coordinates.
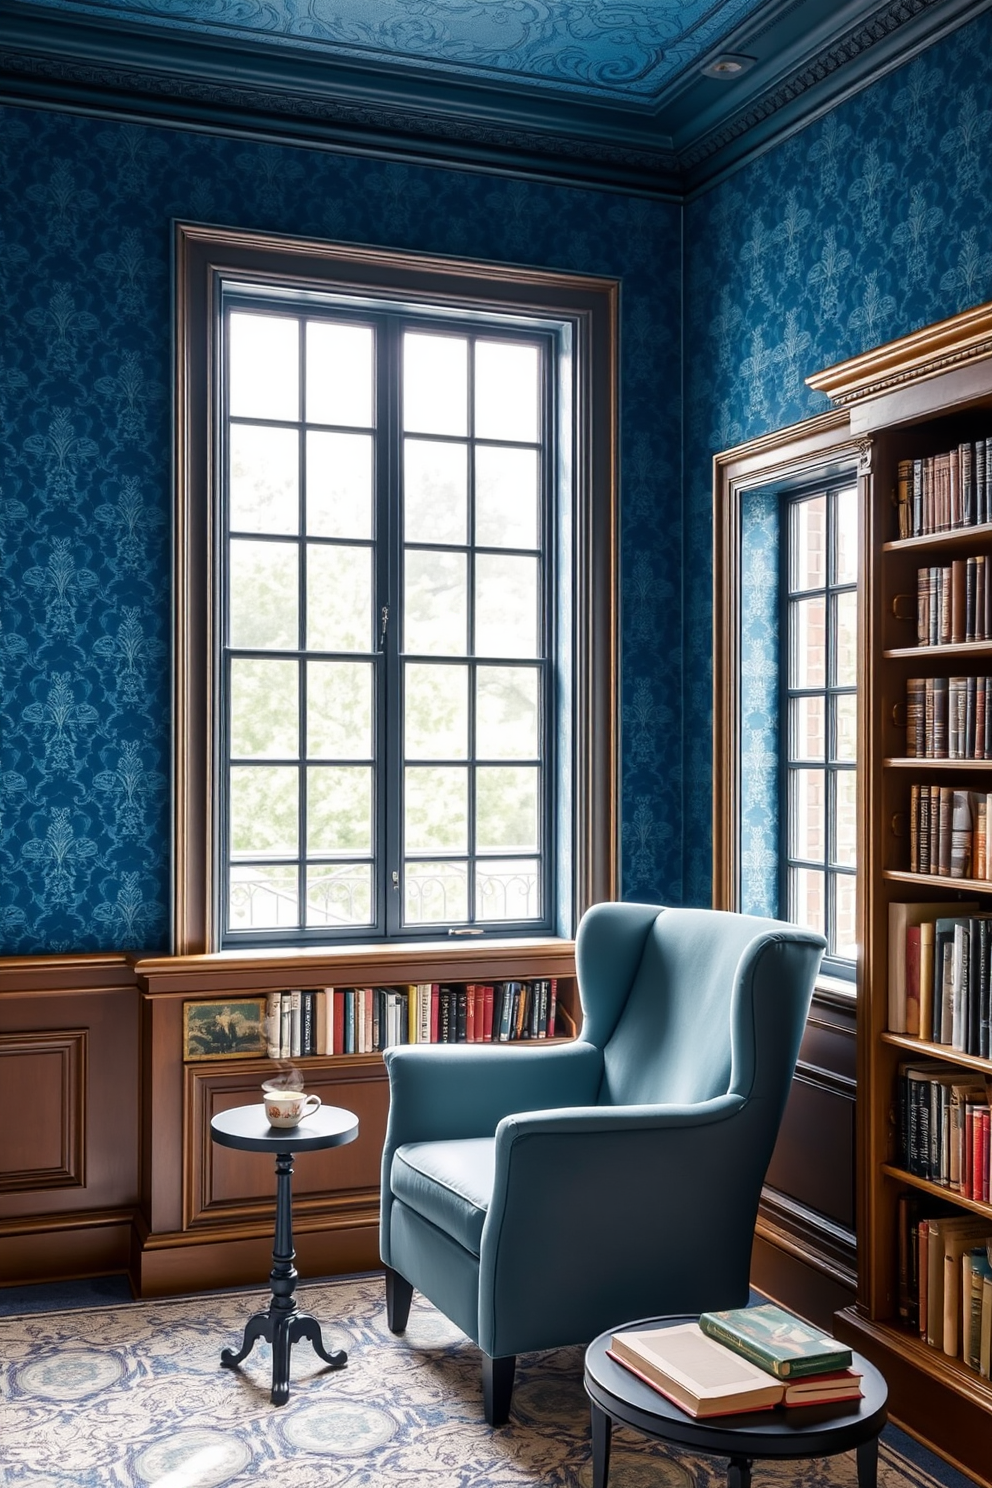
(808, 299, 992, 406)
(0, 0, 987, 198)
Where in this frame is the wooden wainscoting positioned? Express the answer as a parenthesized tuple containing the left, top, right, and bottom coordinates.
(0, 956, 139, 1285)
(753, 985, 858, 1330)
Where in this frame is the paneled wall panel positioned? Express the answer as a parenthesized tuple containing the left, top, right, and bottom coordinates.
(0, 1031, 86, 1191)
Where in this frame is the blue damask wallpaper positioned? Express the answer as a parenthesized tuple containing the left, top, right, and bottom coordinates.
(0, 108, 682, 953)
(683, 8, 992, 907)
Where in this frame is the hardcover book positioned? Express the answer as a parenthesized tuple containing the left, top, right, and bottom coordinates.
(607, 1323, 862, 1417)
(697, 1304, 852, 1379)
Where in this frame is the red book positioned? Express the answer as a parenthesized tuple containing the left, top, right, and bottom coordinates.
(430, 983, 439, 1043)
(905, 926, 921, 1037)
(332, 990, 344, 1057)
(981, 1108, 990, 1204)
(482, 984, 494, 1041)
(466, 984, 477, 1042)
(546, 978, 558, 1037)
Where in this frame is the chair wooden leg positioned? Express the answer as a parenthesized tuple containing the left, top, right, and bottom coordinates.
(482, 1352, 516, 1426)
(384, 1266, 413, 1334)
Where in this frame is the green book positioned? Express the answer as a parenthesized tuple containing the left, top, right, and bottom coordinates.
(697, 1304, 853, 1379)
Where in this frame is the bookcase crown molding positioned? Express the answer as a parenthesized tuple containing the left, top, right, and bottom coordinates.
(808, 299, 992, 408)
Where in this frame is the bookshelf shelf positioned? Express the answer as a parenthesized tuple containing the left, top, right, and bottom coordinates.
(884, 642, 992, 660)
(883, 868, 992, 890)
(883, 759, 992, 771)
(881, 1163, 992, 1221)
(883, 522, 992, 555)
(882, 1029, 992, 1076)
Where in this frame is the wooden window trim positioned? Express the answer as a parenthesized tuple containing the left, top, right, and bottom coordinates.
(712, 408, 863, 914)
(174, 223, 619, 955)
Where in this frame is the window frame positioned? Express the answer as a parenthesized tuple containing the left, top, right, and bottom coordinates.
(174, 223, 618, 956)
(712, 410, 867, 987)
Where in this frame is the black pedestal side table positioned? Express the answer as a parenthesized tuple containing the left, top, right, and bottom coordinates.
(210, 1102, 359, 1406)
(584, 1316, 888, 1488)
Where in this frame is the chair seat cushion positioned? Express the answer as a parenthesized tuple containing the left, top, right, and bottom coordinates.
(391, 1138, 496, 1256)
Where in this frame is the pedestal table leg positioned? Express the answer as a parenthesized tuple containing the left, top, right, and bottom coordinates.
(857, 1434, 879, 1488)
(727, 1456, 752, 1488)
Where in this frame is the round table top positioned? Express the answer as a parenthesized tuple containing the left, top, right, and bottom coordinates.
(584, 1315, 887, 1459)
(210, 1103, 359, 1154)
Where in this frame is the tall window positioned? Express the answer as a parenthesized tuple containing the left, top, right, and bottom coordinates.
(784, 481, 858, 970)
(222, 301, 553, 944)
(174, 226, 618, 955)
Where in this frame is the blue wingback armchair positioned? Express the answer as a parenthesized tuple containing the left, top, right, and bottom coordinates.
(379, 903, 825, 1423)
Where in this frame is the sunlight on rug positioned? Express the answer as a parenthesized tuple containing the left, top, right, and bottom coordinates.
(0, 1275, 945, 1488)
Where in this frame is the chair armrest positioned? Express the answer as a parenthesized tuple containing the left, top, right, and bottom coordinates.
(382, 1039, 603, 1145)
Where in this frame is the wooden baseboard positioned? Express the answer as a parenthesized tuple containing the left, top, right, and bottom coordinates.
(0, 1209, 133, 1285)
(129, 1213, 381, 1297)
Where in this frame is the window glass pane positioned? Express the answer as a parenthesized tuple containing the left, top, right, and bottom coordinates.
(306, 864, 373, 927)
(789, 767, 825, 862)
(477, 666, 539, 759)
(405, 766, 467, 851)
(229, 312, 298, 422)
(476, 446, 540, 549)
(403, 333, 468, 436)
(229, 864, 299, 930)
(306, 321, 373, 429)
(404, 550, 467, 656)
(789, 596, 825, 687)
(231, 658, 298, 759)
(229, 539, 298, 650)
(833, 693, 857, 763)
(834, 485, 858, 585)
(476, 859, 541, 922)
(405, 861, 468, 924)
(833, 590, 858, 687)
(790, 866, 825, 937)
(306, 431, 372, 540)
(833, 873, 857, 960)
(475, 341, 540, 444)
(789, 695, 824, 762)
(230, 424, 298, 535)
(477, 766, 539, 852)
(476, 555, 539, 658)
(834, 768, 857, 867)
(790, 494, 826, 592)
(404, 439, 467, 545)
(307, 543, 372, 653)
(307, 766, 372, 854)
(230, 765, 298, 856)
(307, 661, 372, 759)
(404, 663, 468, 760)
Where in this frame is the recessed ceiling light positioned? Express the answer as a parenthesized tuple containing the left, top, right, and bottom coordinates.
(701, 53, 757, 79)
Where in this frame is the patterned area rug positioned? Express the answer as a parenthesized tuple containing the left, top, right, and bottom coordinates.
(0, 1276, 947, 1488)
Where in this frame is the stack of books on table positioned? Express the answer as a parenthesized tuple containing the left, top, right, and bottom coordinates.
(607, 1304, 864, 1419)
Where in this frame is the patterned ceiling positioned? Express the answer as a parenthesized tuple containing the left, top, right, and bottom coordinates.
(22, 0, 772, 101)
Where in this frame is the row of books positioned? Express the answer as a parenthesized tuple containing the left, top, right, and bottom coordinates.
(905, 676, 992, 760)
(897, 1194, 992, 1376)
(897, 1061, 992, 1198)
(906, 784, 991, 879)
(896, 442, 992, 538)
(888, 904, 992, 1054)
(607, 1304, 862, 1419)
(914, 557, 992, 647)
(265, 980, 561, 1057)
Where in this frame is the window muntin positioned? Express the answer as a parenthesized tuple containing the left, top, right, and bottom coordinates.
(220, 299, 556, 946)
(784, 482, 858, 970)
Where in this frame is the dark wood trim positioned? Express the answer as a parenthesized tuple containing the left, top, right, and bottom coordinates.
(175, 224, 619, 954)
(711, 409, 857, 911)
(0, 1208, 134, 1287)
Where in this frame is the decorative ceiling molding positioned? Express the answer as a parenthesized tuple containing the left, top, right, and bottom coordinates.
(0, 0, 987, 197)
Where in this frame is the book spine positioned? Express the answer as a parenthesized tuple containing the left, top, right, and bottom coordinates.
(266, 991, 281, 1060)
(280, 992, 291, 1059)
(301, 989, 315, 1055)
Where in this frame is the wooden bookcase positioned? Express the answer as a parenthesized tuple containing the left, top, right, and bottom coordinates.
(809, 304, 992, 1487)
(131, 937, 577, 1297)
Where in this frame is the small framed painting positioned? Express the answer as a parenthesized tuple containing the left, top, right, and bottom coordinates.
(183, 998, 268, 1061)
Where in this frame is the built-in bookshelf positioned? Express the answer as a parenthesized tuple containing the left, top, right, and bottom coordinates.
(809, 302, 992, 1485)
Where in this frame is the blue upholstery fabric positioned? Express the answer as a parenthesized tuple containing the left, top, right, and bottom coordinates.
(380, 904, 825, 1373)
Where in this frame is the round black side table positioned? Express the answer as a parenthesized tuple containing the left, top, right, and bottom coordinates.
(584, 1316, 888, 1488)
(210, 1102, 359, 1406)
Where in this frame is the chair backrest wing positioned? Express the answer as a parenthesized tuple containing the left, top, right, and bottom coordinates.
(578, 905, 824, 1109)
